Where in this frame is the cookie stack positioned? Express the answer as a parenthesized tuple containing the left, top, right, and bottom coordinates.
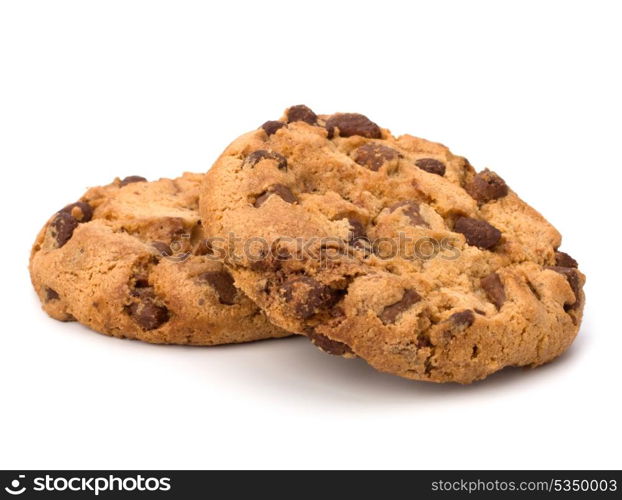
(30, 106, 585, 383)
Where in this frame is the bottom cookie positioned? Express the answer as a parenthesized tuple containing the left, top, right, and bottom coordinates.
(29, 173, 289, 345)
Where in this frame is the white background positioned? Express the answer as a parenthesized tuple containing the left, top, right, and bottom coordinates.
(1, 0, 620, 470)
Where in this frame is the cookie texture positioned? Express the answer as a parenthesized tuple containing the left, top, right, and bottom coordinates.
(200, 105, 585, 383)
(30, 173, 289, 345)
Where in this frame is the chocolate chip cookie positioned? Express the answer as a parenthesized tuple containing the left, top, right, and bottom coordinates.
(30, 173, 289, 344)
(200, 105, 585, 383)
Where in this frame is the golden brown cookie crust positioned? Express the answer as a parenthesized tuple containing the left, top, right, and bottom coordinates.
(30, 173, 289, 345)
(200, 106, 585, 383)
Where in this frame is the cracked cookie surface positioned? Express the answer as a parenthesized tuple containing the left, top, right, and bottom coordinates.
(200, 105, 585, 383)
(30, 173, 289, 345)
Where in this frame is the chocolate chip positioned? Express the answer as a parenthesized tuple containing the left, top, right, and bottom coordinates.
(345, 218, 367, 245)
(152, 241, 172, 257)
(465, 169, 508, 203)
(480, 272, 506, 309)
(60, 202, 93, 223)
(261, 120, 285, 136)
(50, 212, 79, 248)
(249, 255, 279, 273)
(330, 307, 345, 319)
(133, 275, 150, 288)
(120, 176, 147, 187)
(194, 239, 214, 256)
(389, 201, 428, 227)
(454, 216, 501, 249)
(126, 300, 169, 330)
(325, 113, 382, 139)
(281, 277, 336, 319)
(245, 150, 288, 171)
(254, 184, 297, 207)
(555, 251, 578, 268)
(547, 266, 581, 310)
(306, 330, 353, 356)
(450, 309, 475, 327)
(45, 287, 60, 301)
(379, 289, 422, 324)
(417, 335, 433, 349)
(353, 143, 399, 171)
(272, 244, 293, 261)
(198, 271, 237, 305)
(286, 105, 317, 125)
(415, 158, 446, 176)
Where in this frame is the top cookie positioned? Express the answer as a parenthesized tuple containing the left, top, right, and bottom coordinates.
(30, 173, 288, 345)
(200, 105, 585, 383)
